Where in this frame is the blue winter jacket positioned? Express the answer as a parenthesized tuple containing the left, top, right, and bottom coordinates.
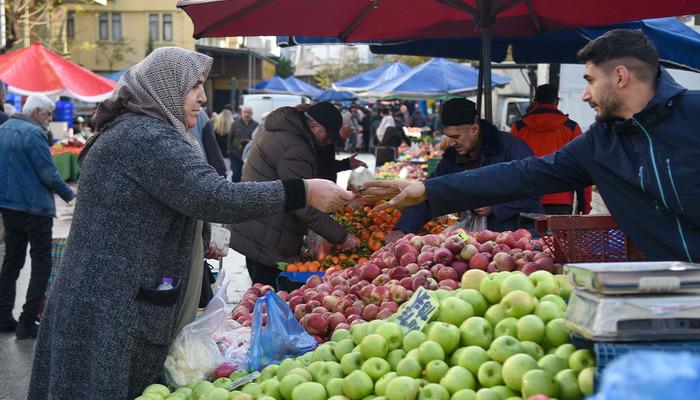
(0, 115, 75, 217)
(424, 68, 699, 262)
(395, 122, 543, 233)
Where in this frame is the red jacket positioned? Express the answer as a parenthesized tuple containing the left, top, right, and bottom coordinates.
(512, 104, 589, 210)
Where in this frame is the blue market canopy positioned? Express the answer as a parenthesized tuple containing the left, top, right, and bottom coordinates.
(252, 76, 295, 93)
(332, 61, 412, 92)
(368, 58, 510, 99)
(315, 89, 356, 102)
(284, 76, 323, 97)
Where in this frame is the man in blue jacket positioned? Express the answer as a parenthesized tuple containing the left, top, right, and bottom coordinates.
(362, 30, 699, 263)
(387, 98, 542, 240)
(0, 94, 75, 338)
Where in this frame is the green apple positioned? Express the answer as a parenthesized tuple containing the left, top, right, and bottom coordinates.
(544, 318, 571, 349)
(262, 364, 280, 380)
(376, 321, 405, 350)
(456, 289, 489, 316)
(320, 361, 345, 386)
(460, 317, 494, 349)
(277, 358, 302, 379)
(461, 269, 489, 290)
(307, 361, 325, 382)
(435, 288, 454, 300)
(287, 367, 313, 381)
(490, 385, 518, 399)
(501, 353, 538, 391)
(325, 377, 345, 397)
(258, 396, 277, 400)
(403, 330, 428, 352)
(516, 315, 545, 343)
(387, 348, 406, 370)
(500, 274, 535, 297)
(484, 304, 508, 327)
(578, 366, 595, 396)
(528, 270, 560, 299)
(438, 297, 474, 326)
(360, 333, 389, 359)
(480, 274, 506, 304)
(450, 347, 466, 366)
(521, 341, 545, 360)
(540, 294, 567, 312)
(455, 346, 491, 375)
(230, 394, 253, 400)
(494, 317, 518, 338)
(212, 377, 232, 388)
(426, 322, 462, 354)
(451, 389, 477, 400)
(332, 328, 352, 342)
(351, 323, 370, 345)
(297, 352, 313, 367)
(406, 349, 420, 361)
(241, 382, 262, 398)
(143, 384, 170, 398)
(554, 343, 576, 361)
(174, 388, 192, 398)
(418, 340, 445, 365)
(538, 354, 569, 376)
(555, 368, 583, 400)
(440, 366, 476, 394)
(362, 357, 392, 381)
(259, 379, 281, 400)
(385, 376, 420, 400)
(418, 383, 450, 400)
(568, 349, 595, 373)
(396, 357, 423, 378)
(280, 373, 309, 400)
(334, 338, 356, 360)
(423, 359, 450, 383)
(292, 382, 327, 400)
(475, 388, 499, 400)
(477, 361, 504, 387)
(375, 371, 397, 396)
(202, 387, 231, 400)
(500, 290, 536, 318)
(487, 335, 523, 363)
(192, 380, 215, 399)
(341, 352, 365, 375)
(327, 397, 350, 400)
(535, 300, 565, 324)
(521, 369, 560, 398)
(342, 370, 374, 400)
(555, 274, 574, 299)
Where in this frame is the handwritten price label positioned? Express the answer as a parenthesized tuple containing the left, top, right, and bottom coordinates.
(389, 287, 440, 333)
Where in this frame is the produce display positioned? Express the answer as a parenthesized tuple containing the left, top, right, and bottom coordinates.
(396, 143, 441, 162)
(142, 266, 594, 400)
(374, 162, 428, 181)
(50, 137, 85, 154)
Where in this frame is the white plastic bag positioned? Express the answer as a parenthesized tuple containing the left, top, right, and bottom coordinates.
(444, 211, 487, 233)
(347, 167, 374, 191)
(208, 223, 230, 257)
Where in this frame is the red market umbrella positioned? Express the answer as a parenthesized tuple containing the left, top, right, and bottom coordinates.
(0, 42, 116, 102)
(178, 0, 700, 119)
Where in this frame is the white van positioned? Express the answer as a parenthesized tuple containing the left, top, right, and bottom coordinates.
(242, 94, 309, 121)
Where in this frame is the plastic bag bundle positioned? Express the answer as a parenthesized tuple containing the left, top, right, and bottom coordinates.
(248, 291, 317, 371)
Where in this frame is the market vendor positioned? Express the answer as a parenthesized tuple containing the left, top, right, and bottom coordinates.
(362, 30, 699, 263)
(230, 102, 361, 289)
(385, 97, 543, 242)
(27, 47, 354, 400)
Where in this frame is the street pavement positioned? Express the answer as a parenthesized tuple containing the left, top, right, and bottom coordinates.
(0, 152, 375, 400)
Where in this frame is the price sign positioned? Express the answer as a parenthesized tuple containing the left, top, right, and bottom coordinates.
(389, 287, 439, 333)
(457, 231, 470, 243)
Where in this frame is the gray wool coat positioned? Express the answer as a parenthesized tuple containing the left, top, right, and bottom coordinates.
(28, 114, 294, 400)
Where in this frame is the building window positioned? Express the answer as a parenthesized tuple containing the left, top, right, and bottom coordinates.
(149, 14, 159, 41)
(111, 13, 122, 40)
(163, 14, 173, 42)
(66, 11, 75, 40)
(98, 13, 108, 40)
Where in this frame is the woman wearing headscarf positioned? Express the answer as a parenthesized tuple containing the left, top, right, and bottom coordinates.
(27, 47, 352, 400)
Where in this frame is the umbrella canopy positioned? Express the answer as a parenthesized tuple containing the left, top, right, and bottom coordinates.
(315, 89, 356, 102)
(0, 42, 116, 102)
(252, 76, 295, 93)
(368, 58, 510, 99)
(332, 61, 412, 92)
(369, 17, 700, 72)
(284, 76, 323, 97)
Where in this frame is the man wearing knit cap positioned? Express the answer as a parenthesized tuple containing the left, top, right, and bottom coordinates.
(386, 98, 542, 241)
(230, 101, 359, 287)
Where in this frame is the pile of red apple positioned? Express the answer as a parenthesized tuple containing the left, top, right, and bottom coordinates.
(231, 284, 290, 328)
(283, 228, 561, 342)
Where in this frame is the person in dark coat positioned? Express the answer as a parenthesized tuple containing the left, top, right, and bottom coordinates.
(380, 126, 410, 149)
(361, 30, 700, 263)
(230, 103, 360, 288)
(26, 47, 353, 400)
(227, 105, 259, 182)
(385, 98, 542, 241)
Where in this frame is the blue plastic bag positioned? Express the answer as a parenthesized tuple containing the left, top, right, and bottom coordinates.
(592, 350, 700, 400)
(247, 291, 317, 371)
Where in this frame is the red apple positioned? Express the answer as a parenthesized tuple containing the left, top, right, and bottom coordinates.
(388, 266, 411, 280)
(468, 253, 490, 270)
(362, 303, 379, 320)
(328, 312, 347, 330)
(436, 266, 458, 282)
(439, 279, 460, 290)
(389, 285, 409, 302)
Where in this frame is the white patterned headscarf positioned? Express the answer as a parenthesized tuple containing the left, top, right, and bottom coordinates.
(83, 47, 212, 161)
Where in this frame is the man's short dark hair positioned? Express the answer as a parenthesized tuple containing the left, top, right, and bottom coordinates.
(576, 29, 659, 82)
(534, 84, 558, 104)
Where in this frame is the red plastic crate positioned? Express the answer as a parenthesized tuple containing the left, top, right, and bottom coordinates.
(535, 214, 646, 263)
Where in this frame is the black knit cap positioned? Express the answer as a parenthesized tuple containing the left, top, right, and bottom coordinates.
(307, 101, 343, 147)
(441, 97, 478, 127)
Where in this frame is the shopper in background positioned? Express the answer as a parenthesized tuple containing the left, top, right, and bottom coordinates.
(0, 94, 75, 339)
(227, 105, 258, 182)
(375, 108, 395, 146)
(27, 47, 353, 400)
(213, 108, 233, 157)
